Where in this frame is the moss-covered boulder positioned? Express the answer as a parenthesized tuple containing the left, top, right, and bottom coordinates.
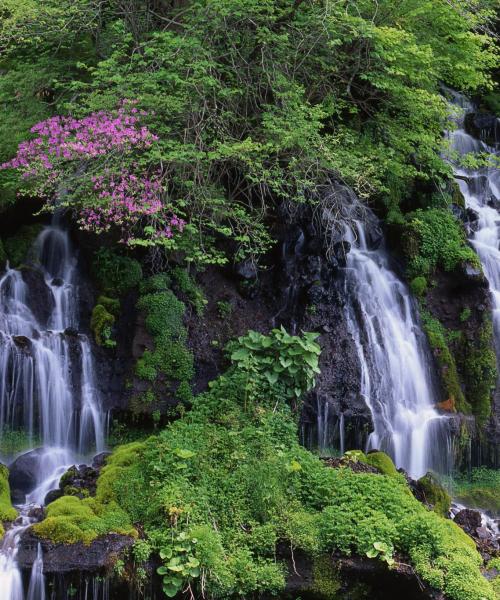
(364, 451, 399, 477)
(417, 472, 451, 517)
(0, 463, 18, 537)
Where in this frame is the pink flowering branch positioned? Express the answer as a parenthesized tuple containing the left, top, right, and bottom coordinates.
(1, 101, 185, 245)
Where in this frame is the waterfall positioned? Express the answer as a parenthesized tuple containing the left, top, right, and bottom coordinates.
(0, 222, 105, 599)
(448, 98, 500, 357)
(343, 215, 450, 478)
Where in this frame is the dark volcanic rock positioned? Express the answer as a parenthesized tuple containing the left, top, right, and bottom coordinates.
(9, 448, 45, 503)
(17, 531, 135, 574)
(454, 508, 482, 536)
(19, 267, 55, 326)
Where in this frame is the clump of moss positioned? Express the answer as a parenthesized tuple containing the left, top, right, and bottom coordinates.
(311, 555, 341, 599)
(0, 464, 17, 527)
(91, 303, 116, 348)
(135, 280, 194, 392)
(420, 310, 468, 412)
(92, 248, 142, 296)
(172, 267, 206, 316)
(417, 472, 451, 517)
(33, 445, 144, 545)
(4, 223, 43, 268)
(410, 276, 427, 297)
(364, 451, 399, 478)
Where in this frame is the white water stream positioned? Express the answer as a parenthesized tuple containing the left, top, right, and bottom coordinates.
(0, 223, 104, 598)
(343, 217, 451, 478)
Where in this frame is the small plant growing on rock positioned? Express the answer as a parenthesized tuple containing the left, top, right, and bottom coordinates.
(366, 541, 395, 567)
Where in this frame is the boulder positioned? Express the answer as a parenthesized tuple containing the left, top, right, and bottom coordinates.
(9, 448, 46, 503)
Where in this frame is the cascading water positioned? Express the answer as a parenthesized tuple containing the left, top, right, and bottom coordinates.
(343, 215, 451, 478)
(448, 97, 500, 359)
(0, 222, 104, 599)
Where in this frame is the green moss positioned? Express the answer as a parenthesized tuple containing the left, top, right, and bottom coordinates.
(172, 267, 207, 316)
(97, 295, 120, 316)
(459, 307, 471, 322)
(311, 555, 341, 599)
(461, 319, 496, 424)
(364, 451, 399, 478)
(90, 304, 115, 348)
(135, 283, 194, 396)
(4, 224, 43, 268)
(410, 276, 427, 297)
(33, 447, 143, 545)
(417, 472, 451, 517)
(0, 464, 17, 523)
(92, 248, 142, 296)
(420, 310, 467, 412)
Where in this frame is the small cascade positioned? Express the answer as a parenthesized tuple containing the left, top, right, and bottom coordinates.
(27, 545, 45, 600)
(343, 215, 451, 478)
(0, 221, 105, 599)
(448, 98, 500, 358)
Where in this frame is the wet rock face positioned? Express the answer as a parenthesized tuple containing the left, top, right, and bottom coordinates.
(19, 267, 55, 326)
(17, 531, 135, 574)
(453, 507, 499, 559)
(464, 112, 500, 147)
(454, 508, 482, 535)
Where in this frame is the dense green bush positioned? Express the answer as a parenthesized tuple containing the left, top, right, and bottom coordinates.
(92, 248, 142, 296)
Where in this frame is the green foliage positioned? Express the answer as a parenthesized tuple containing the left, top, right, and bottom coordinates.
(92, 248, 142, 296)
(3, 224, 43, 267)
(417, 472, 451, 517)
(90, 304, 115, 348)
(363, 452, 399, 478)
(410, 276, 427, 297)
(420, 310, 467, 412)
(0, 464, 17, 524)
(53, 330, 495, 600)
(404, 209, 481, 279)
(172, 268, 206, 316)
(229, 327, 321, 404)
(0, 428, 40, 456)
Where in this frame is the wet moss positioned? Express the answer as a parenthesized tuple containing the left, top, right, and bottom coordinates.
(0, 464, 17, 525)
(417, 472, 451, 517)
(311, 555, 341, 599)
(90, 304, 115, 348)
(364, 451, 399, 478)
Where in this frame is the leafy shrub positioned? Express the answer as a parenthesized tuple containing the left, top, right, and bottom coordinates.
(228, 327, 321, 403)
(92, 248, 142, 296)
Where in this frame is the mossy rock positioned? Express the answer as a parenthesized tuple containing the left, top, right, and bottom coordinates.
(418, 472, 451, 517)
(311, 555, 341, 599)
(364, 451, 399, 477)
(91, 304, 115, 348)
(0, 463, 17, 524)
(4, 223, 43, 268)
